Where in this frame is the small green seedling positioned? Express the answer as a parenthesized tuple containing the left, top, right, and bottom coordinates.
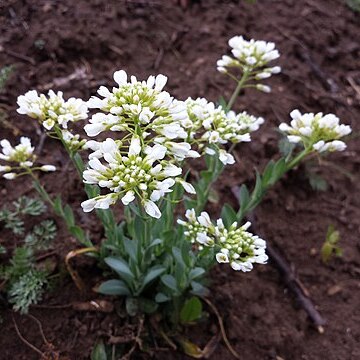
(321, 225, 343, 263)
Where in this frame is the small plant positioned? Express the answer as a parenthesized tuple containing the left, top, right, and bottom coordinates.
(0, 65, 13, 91)
(0, 196, 47, 235)
(347, 0, 360, 12)
(321, 225, 343, 263)
(1, 35, 352, 354)
(0, 197, 57, 313)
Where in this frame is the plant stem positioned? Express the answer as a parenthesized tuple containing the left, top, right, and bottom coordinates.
(226, 71, 249, 112)
(286, 148, 311, 170)
(237, 149, 312, 222)
(28, 171, 55, 207)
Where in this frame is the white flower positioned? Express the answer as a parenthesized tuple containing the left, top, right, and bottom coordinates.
(85, 69, 189, 140)
(216, 252, 229, 263)
(0, 165, 11, 172)
(143, 200, 161, 219)
(178, 210, 267, 272)
(3, 172, 17, 180)
(61, 130, 87, 151)
(121, 190, 135, 205)
(177, 179, 196, 194)
(0, 137, 34, 162)
(0, 137, 56, 179)
(219, 150, 235, 165)
(217, 36, 280, 84)
(185, 98, 264, 163)
(198, 211, 212, 228)
(82, 135, 189, 218)
(81, 198, 97, 212)
(279, 110, 351, 153)
(17, 90, 88, 130)
(256, 84, 271, 93)
(40, 165, 56, 172)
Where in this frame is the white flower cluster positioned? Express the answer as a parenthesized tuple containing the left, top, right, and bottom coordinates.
(279, 110, 352, 153)
(82, 70, 200, 218)
(185, 97, 264, 164)
(217, 36, 281, 92)
(178, 209, 267, 272)
(81, 137, 195, 218)
(217, 36, 280, 72)
(61, 130, 87, 152)
(0, 137, 56, 179)
(17, 90, 88, 130)
(85, 70, 189, 141)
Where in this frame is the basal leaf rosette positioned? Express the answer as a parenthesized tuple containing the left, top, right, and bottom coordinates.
(184, 97, 264, 165)
(279, 110, 352, 153)
(81, 136, 196, 218)
(0, 137, 56, 179)
(177, 209, 267, 272)
(17, 90, 88, 131)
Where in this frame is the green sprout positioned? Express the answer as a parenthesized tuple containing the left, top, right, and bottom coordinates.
(321, 225, 343, 263)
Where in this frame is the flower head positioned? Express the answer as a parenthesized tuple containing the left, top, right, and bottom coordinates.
(81, 137, 194, 218)
(279, 110, 351, 153)
(216, 36, 281, 92)
(0, 137, 56, 179)
(82, 70, 199, 218)
(219, 36, 280, 71)
(184, 97, 264, 164)
(178, 210, 267, 272)
(85, 70, 188, 140)
(17, 90, 88, 130)
(0, 137, 34, 165)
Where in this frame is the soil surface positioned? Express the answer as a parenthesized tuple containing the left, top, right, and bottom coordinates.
(0, 0, 360, 359)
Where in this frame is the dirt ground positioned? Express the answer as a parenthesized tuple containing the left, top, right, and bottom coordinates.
(0, 0, 360, 359)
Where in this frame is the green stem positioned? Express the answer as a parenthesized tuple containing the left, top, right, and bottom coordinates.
(28, 171, 55, 207)
(286, 148, 311, 170)
(226, 71, 249, 112)
(237, 148, 312, 222)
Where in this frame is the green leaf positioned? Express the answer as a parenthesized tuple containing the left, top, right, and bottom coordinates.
(308, 173, 328, 192)
(278, 137, 295, 158)
(142, 267, 166, 288)
(124, 238, 138, 263)
(149, 238, 162, 248)
(0, 245, 6, 254)
(105, 257, 134, 282)
(269, 158, 286, 184)
(239, 184, 250, 208)
(172, 247, 186, 269)
(53, 196, 64, 217)
(155, 292, 170, 303)
(189, 267, 205, 280)
(208, 188, 219, 203)
(161, 274, 178, 292)
(321, 242, 333, 263)
(221, 204, 237, 228)
(217, 96, 227, 110)
(261, 160, 275, 186)
(180, 296, 202, 324)
(63, 204, 75, 226)
(252, 172, 262, 199)
(97, 279, 130, 296)
(69, 226, 86, 242)
(91, 341, 107, 360)
(190, 281, 209, 296)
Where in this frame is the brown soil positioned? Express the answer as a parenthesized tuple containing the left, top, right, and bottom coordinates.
(0, 0, 360, 359)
